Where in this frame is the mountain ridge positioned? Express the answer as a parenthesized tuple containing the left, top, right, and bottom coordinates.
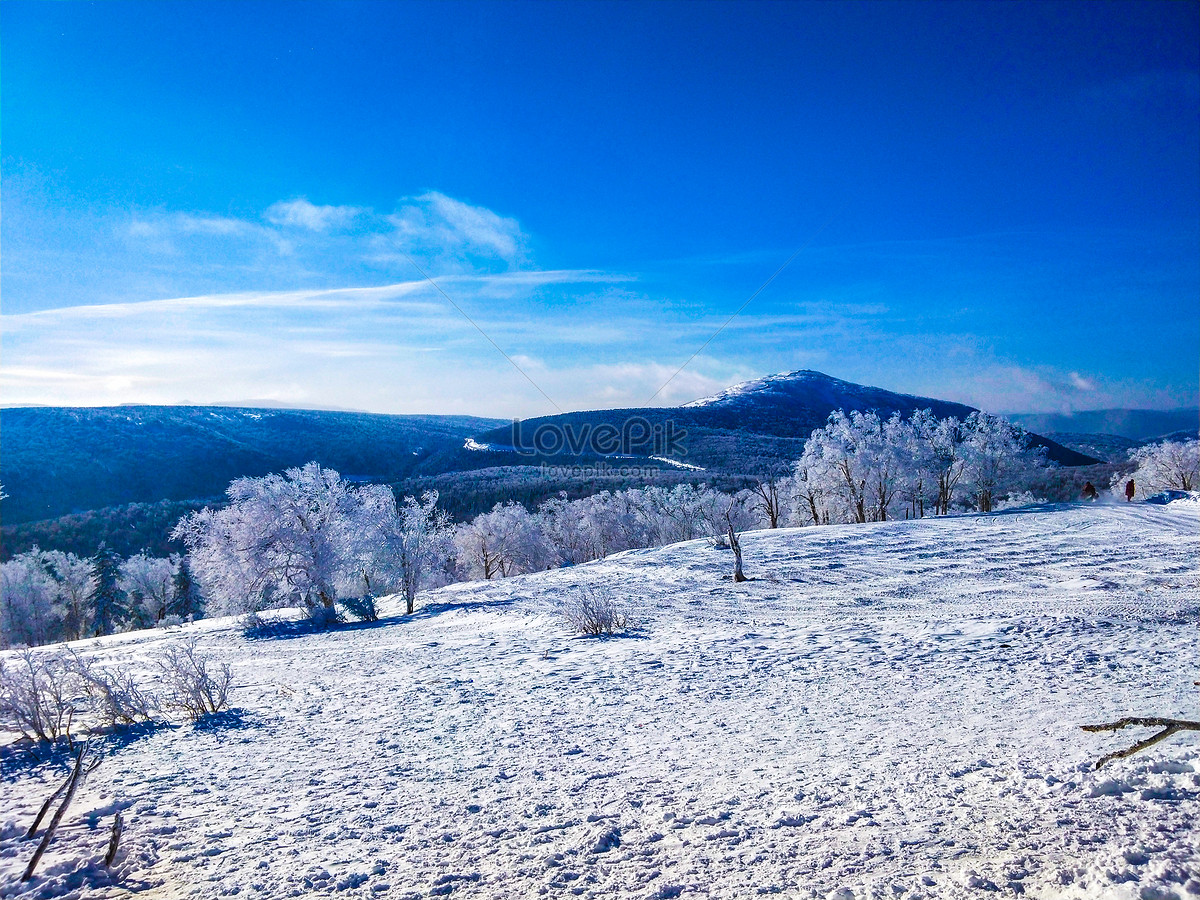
(1008, 408, 1199, 442)
(464, 369, 1093, 471)
(2, 372, 1101, 558)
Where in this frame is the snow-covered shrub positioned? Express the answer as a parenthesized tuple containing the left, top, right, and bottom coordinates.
(158, 614, 185, 629)
(154, 639, 232, 722)
(342, 594, 379, 623)
(562, 593, 632, 637)
(307, 604, 343, 630)
(68, 652, 158, 728)
(239, 611, 268, 636)
(0, 650, 82, 742)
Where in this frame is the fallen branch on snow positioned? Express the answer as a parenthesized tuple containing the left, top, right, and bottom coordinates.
(23, 741, 97, 882)
(1081, 717, 1200, 769)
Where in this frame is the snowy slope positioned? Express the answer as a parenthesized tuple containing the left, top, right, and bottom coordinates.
(1, 502, 1198, 899)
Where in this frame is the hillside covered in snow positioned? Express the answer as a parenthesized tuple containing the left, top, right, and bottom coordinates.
(1, 501, 1197, 899)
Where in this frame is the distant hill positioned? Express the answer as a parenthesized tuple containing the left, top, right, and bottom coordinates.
(1009, 408, 1199, 441)
(460, 370, 1097, 472)
(1042, 433, 1143, 464)
(0, 406, 504, 526)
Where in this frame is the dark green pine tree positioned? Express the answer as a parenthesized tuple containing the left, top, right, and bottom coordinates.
(91, 545, 129, 637)
(171, 557, 204, 621)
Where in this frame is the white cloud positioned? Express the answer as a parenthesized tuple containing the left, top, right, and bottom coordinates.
(386, 191, 527, 265)
(264, 198, 366, 232)
(174, 213, 258, 236)
(6, 190, 1191, 417)
(98, 192, 533, 301)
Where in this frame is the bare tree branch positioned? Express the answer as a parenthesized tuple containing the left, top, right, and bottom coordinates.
(23, 741, 96, 882)
(1081, 717, 1200, 769)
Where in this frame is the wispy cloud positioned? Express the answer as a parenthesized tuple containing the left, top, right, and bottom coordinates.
(0, 272, 650, 415)
(3, 274, 1181, 417)
(264, 198, 366, 232)
(389, 192, 526, 263)
(3, 185, 537, 316)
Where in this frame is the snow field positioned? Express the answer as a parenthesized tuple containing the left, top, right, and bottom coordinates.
(1, 502, 1197, 899)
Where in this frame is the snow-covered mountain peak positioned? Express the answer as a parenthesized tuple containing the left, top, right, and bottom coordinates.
(683, 370, 837, 407)
(683, 370, 890, 409)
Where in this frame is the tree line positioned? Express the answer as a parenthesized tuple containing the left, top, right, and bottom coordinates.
(0, 548, 203, 649)
(3, 411, 1196, 647)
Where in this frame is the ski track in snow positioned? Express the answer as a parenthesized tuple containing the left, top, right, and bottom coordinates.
(1, 503, 1198, 899)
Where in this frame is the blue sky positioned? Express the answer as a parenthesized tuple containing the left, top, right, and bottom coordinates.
(3, 0, 1197, 417)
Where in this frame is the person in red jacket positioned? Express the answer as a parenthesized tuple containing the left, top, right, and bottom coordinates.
(1125, 479, 1136, 502)
(1083, 481, 1098, 501)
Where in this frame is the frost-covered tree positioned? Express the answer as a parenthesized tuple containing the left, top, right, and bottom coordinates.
(588, 490, 655, 555)
(749, 462, 793, 529)
(454, 502, 555, 580)
(702, 487, 761, 536)
(1113, 438, 1199, 497)
(173, 463, 375, 616)
(803, 411, 870, 523)
(794, 410, 904, 523)
(630, 484, 736, 544)
(391, 492, 455, 613)
(536, 486, 759, 565)
(43, 551, 98, 641)
(927, 415, 968, 516)
(349, 489, 454, 614)
(119, 553, 180, 626)
(0, 551, 63, 648)
(788, 455, 831, 526)
(1, 548, 103, 647)
(538, 490, 657, 563)
(790, 408, 1045, 522)
(897, 410, 936, 518)
(961, 412, 1047, 513)
(539, 493, 605, 564)
(864, 412, 908, 522)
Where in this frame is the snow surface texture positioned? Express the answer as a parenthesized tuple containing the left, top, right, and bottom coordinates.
(1, 503, 1198, 899)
